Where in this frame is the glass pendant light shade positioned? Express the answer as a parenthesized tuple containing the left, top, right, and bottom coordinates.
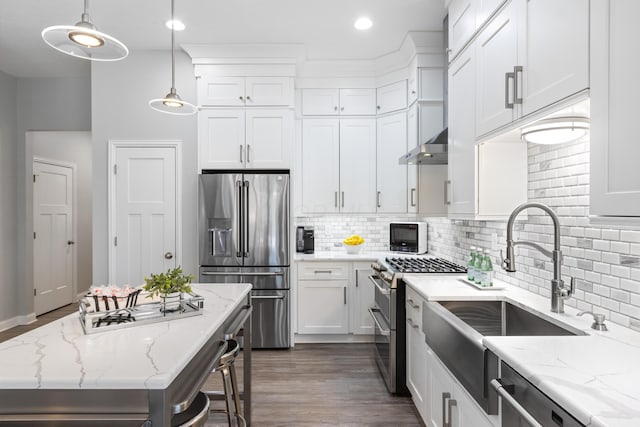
(149, 0, 198, 116)
(42, 2, 128, 61)
(521, 116, 590, 145)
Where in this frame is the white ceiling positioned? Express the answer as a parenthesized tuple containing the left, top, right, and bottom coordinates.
(0, 0, 447, 78)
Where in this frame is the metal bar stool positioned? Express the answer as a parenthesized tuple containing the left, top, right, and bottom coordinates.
(203, 339, 246, 427)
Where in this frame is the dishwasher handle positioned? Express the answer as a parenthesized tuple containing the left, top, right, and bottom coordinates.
(491, 379, 542, 427)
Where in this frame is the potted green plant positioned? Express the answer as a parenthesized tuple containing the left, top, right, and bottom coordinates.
(143, 266, 194, 312)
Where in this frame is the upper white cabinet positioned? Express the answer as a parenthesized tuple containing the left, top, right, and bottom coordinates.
(377, 80, 408, 115)
(301, 119, 376, 213)
(199, 109, 293, 170)
(591, 0, 640, 217)
(475, 0, 589, 137)
(448, 44, 527, 218)
(377, 112, 408, 213)
(448, 0, 477, 60)
(197, 76, 293, 106)
(302, 88, 377, 116)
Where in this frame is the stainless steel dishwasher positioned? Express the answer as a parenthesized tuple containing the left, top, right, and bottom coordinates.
(492, 362, 585, 427)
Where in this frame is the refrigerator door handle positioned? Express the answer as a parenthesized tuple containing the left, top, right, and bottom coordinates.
(201, 271, 285, 277)
(235, 180, 243, 258)
(243, 180, 250, 258)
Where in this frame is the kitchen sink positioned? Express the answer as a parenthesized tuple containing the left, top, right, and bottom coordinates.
(422, 299, 586, 416)
(438, 300, 586, 337)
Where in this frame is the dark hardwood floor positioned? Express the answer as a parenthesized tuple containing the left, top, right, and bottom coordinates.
(1, 307, 421, 426)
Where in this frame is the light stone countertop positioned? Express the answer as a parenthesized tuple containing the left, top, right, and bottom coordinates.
(405, 276, 640, 427)
(294, 250, 388, 262)
(0, 283, 251, 390)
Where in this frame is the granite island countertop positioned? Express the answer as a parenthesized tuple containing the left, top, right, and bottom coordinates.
(405, 276, 640, 427)
(0, 283, 251, 390)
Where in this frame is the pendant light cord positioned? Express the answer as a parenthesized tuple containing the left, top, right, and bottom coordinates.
(170, 0, 176, 91)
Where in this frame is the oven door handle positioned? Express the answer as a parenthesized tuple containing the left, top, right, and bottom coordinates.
(368, 275, 390, 295)
(491, 379, 542, 427)
(368, 308, 391, 336)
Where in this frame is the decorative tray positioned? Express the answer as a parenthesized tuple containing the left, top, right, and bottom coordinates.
(458, 278, 506, 290)
(79, 293, 205, 335)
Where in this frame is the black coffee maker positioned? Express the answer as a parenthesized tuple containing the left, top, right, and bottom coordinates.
(296, 226, 314, 254)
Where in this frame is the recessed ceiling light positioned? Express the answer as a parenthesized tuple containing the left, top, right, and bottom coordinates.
(354, 17, 373, 30)
(165, 19, 185, 31)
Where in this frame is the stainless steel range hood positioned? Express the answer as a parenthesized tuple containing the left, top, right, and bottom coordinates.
(399, 128, 448, 165)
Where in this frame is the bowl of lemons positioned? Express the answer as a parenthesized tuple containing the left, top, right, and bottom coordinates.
(343, 234, 365, 254)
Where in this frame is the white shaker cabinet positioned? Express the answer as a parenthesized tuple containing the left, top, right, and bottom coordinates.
(376, 112, 408, 213)
(197, 76, 293, 107)
(302, 88, 376, 116)
(198, 109, 293, 170)
(301, 119, 376, 214)
(376, 80, 407, 115)
(448, 0, 477, 61)
(590, 0, 640, 217)
(406, 286, 429, 421)
(349, 263, 375, 335)
(407, 104, 419, 213)
(297, 263, 350, 334)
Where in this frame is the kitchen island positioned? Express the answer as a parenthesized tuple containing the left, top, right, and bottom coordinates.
(0, 283, 252, 426)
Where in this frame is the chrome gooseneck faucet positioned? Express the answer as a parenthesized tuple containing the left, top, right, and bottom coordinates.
(502, 202, 574, 313)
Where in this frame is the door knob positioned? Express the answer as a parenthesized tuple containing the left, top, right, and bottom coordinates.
(67, 240, 75, 245)
(164, 252, 174, 260)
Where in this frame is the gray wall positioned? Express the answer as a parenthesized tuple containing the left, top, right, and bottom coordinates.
(0, 71, 18, 323)
(15, 76, 91, 319)
(91, 50, 198, 283)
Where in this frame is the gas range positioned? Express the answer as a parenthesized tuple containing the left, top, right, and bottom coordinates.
(371, 256, 466, 288)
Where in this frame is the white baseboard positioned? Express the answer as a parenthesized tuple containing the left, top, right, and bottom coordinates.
(294, 334, 374, 344)
(0, 312, 37, 333)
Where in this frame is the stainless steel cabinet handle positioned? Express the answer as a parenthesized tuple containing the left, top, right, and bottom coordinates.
(340, 106, 344, 111)
(246, 95, 252, 101)
(376, 105, 381, 110)
(410, 188, 416, 207)
(368, 275, 390, 296)
(314, 270, 333, 274)
(201, 271, 284, 277)
(164, 252, 174, 260)
(514, 66, 523, 105)
(446, 398, 458, 427)
(247, 144, 251, 163)
(251, 295, 285, 300)
(407, 317, 419, 329)
(376, 191, 381, 208)
(335, 191, 338, 208)
(444, 180, 451, 205)
(491, 379, 542, 427)
(67, 240, 75, 245)
(442, 392, 451, 427)
(368, 308, 390, 336)
(407, 298, 420, 309)
(243, 180, 250, 257)
(341, 191, 345, 208)
(240, 145, 244, 163)
(343, 287, 347, 304)
(235, 180, 242, 257)
(239, 96, 244, 101)
(505, 71, 515, 109)
(334, 106, 338, 111)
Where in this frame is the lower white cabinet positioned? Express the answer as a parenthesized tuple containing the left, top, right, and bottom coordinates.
(406, 286, 429, 420)
(297, 261, 374, 337)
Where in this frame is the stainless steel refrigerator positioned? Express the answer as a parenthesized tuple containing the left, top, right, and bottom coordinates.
(198, 171, 290, 348)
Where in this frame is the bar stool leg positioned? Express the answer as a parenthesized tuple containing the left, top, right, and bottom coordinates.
(229, 363, 245, 426)
(221, 366, 235, 426)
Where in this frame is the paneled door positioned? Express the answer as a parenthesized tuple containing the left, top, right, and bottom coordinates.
(33, 159, 74, 315)
(110, 142, 180, 286)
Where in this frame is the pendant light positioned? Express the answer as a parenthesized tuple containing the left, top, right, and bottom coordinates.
(149, 0, 198, 116)
(521, 116, 590, 145)
(41, 0, 128, 61)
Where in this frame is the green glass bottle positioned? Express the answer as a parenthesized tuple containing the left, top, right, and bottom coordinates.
(467, 246, 476, 282)
(474, 247, 484, 284)
(481, 249, 494, 287)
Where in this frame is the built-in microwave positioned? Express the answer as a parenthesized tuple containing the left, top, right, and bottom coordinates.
(389, 222, 428, 254)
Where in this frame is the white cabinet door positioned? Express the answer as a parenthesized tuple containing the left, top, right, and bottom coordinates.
(520, 0, 589, 116)
(406, 287, 428, 421)
(419, 68, 445, 102)
(244, 77, 293, 106)
(298, 280, 349, 334)
(350, 264, 375, 335)
(448, 0, 477, 60)
(591, 0, 640, 217)
(407, 105, 419, 213)
(197, 76, 245, 106)
(339, 88, 377, 115)
(376, 81, 407, 115)
(245, 109, 293, 169)
(475, 0, 519, 136)
(301, 120, 340, 213)
(408, 66, 419, 105)
(418, 165, 449, 216)
(302, 89, 340, 115)
(376, 112, 408, 213)
(448, 48, 477, 216)
(476, 0, 505, 28)
(339, 119, 377, 213)
(427, 350, 450, 427)
(198, 110, 245, 169)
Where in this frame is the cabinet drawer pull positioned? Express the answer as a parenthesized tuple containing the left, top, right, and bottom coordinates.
(407, 298, 420, 309)
(314, 270, 333, 274)
(444, 180, 451, 205)
(344, 286, 347, 304)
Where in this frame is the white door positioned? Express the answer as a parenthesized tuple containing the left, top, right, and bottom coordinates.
(33, 160, 74, 315)
(475, 0, 519, 136)
(376, 112, 408, 213)
(111, 144, 178, 286)
(198, 109, 245, 169)
(245, 109, 293, 169)
(301, 119, 340, 213)
(339, 119, 377, 213)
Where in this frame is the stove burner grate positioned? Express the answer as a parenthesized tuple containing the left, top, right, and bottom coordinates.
(385, 257, 467, 274)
